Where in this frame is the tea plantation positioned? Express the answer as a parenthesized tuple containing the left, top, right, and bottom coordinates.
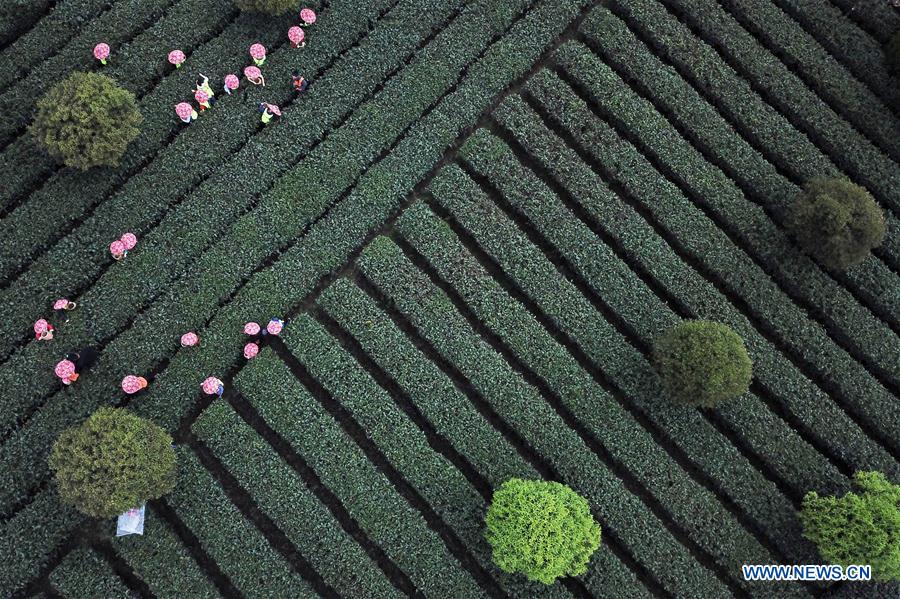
(0, 0, 898, 596)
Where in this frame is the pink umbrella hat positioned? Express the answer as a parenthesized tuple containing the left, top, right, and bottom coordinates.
(120, 232, 137, 250)
(300, 8, 316, 24)
(109, 240, 126, 259)
(55, 359, 75, 379)
(93, 43, 110, 64)
(243, 342, 259, 359)
(249, 43, 266, 65)
(288, 26, 305, 48)
(180, 331, 199, 347)
(201, 376, 223, 395)
(168, 49, 186, 68)
(175, 102, 194, 120)
(244, 66, 263, 85)
(266, 318, 283, 335)
(243, 321, 260, 335)
(121, 375, 144, 394)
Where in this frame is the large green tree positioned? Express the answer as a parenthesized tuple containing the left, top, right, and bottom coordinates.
(485, 478, 601, 584)
(49, 408, 176, 518)
(787, 177, 885, 270)
(653, 320, 752, 408)
(801, 471, 900, 582)
(30, 72, 141, 170)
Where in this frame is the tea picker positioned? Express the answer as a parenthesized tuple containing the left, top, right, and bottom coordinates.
(53, 298, 77, 324)
(54, 346, 98, 386)
(266, 318, 284, 335)
(181, 331, 199, 347)
(168, 50, 186, 69)
(175, 102, 197, 124)
(195, 89, 211, 111)
(289, 26, 306, 49)
(195, 73, 215, 101)
(300, 8, 317, 25)
(202, 376, 225, 397)
(224, 74, 239, 95)
(34, 319, 54, 341)
(291, 70, 309, 94)
(244, 66, 265, 87)
(93, 43, 110, 65)
(258, 102, 281, 124)
(244, 321, 262, 341)
(250, 43, 267, 66)
(110, 240, 127, 261)
(121, 375, 149, 395)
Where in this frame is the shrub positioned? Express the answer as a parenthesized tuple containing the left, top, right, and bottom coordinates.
(886, 30, 900, 75)
(653, 320, 752, 408)
(30, 72, 141, 170)
(800, 471, 900, 581)
(786, 177, 886, 270)
(233, 0, 298, 14)
(485, 478, 601, 584)
(49, 407, 176, 518)
(0, 0, 40, 20)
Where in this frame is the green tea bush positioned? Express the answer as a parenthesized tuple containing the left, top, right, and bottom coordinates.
(485, 478, 601, 584)
(885, 30, 900, 75)
(233, 0, 298, 14)
(653, 320, 752, 408)
(787, 178, 886, 270)
(0, 0, 41, 21)
(49, 408, 176, 518)
(801, 471, 900, 581)
(30, 72, 141, 170)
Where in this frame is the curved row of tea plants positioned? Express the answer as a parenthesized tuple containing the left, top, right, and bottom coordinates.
(0, 2, 587, 593)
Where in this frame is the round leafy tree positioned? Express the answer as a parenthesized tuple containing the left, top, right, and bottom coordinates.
(485, 478, 601, 584)
(653, 320, 752, 408)
(886, 29, 900, 75)
(233, 0, 298, 14)
(49, 407, 176, 518)
(30, 72, 141, 170)
(801, 471, 900, 581)
(787, 177, 886, 270)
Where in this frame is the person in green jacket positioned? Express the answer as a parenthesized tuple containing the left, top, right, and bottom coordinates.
(258, 102, 280, 124)
(195, 73, 215, 102)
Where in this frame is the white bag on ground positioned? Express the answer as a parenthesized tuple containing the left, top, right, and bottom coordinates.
(116, 504, 146, 537)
